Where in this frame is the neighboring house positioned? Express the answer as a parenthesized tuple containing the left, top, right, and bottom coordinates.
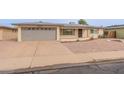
(0, 26, 17, 41)
(13, 22, 103, 42)
(104, 25, 124, 39)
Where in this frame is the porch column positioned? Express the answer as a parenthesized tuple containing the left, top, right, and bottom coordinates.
(88, 29, 91, 38)
(18, 27, 22, 42)
(86, 29, 89, 37)
(75, 29, 79, 40)
(56, 26, 60, 41)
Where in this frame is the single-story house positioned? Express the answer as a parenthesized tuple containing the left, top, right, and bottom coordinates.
(0, 26, 17, 41)
(104, 25, 124, 39)
(13, 22, 104, 42)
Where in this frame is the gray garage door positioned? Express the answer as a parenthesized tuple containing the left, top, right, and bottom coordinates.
(21, 30, 56, 41)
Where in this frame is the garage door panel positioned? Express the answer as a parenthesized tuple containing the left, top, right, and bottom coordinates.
(21, 30, 56, 41)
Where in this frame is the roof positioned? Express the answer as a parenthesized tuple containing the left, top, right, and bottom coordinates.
(12, 21, 103, 29)
(0, 25, 17, 30)
(12, 22, 64, 26)
(63, 24, 102, 29)
(105, 25, 124, 29)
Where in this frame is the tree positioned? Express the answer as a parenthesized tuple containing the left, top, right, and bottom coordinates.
(78, 19, 88, 25)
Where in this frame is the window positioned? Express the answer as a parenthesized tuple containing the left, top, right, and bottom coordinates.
(91, 29, 98, 34)
(61, 29, 75, 35)
(91, 29, 94, 34)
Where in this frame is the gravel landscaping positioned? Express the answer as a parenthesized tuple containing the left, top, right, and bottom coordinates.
(63, 39, 124, 53)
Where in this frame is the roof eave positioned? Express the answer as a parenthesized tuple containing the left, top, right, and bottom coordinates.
(0, 26, 17, 30)
(12, 23, 63, 27)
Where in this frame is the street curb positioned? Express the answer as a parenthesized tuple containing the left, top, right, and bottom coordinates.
(1, 58, 124, 74)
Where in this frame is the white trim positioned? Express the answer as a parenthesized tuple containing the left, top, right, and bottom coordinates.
(56, 26, 60, 41)
(18, 27, 22, 42)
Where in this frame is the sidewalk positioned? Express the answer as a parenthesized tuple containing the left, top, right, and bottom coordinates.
(1, 50, 124, 73)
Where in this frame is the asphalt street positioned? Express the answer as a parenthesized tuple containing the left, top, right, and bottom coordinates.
(22, 60, 124, 74)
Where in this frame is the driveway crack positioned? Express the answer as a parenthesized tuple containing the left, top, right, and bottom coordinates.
(29, 41, 39, 68)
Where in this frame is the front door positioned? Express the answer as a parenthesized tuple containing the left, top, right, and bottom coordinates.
(78, 29, 83, 38)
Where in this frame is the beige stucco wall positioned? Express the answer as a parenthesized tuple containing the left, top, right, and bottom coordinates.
(82, 29, 88, 38)
(90, 34, 98, 39)
(2, 29, 17, 40)
(116, 29, 124, 39)
(0, 30, 3, 40)
(98, 29, 104, 36)
(105, 28, 124, 39)
(60, 35, 78, 42)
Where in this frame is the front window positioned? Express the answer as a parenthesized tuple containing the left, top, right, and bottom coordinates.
(91, 29, 98, 34)
(61, 29, 75, 35)
(91, 29, 94, 34)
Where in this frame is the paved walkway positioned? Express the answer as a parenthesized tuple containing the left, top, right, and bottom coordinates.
(0, 41, 124, 73)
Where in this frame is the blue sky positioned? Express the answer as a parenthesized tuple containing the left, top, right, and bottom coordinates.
(0, 19, 124, 27)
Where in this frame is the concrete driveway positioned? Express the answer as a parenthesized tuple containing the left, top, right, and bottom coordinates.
(0, 41, 91, 72)
(35, 41, 72, 56)
(1, 40, 124, 73)
(0, 41, 72, 58)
